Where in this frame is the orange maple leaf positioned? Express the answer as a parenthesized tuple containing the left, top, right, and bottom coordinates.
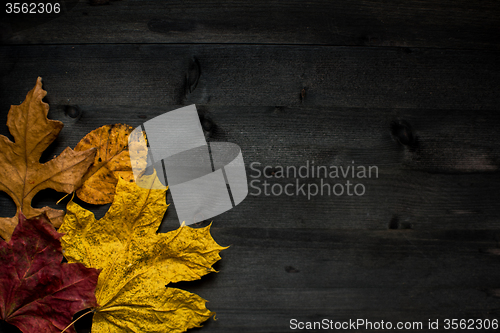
(0, 77, 95, 240)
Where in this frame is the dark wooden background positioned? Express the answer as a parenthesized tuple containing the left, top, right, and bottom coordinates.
(1, 1, 500, 332)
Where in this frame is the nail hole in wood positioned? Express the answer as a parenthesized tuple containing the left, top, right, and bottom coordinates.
(300, 88, 307, 103)
(64, 105, 81, 119)
(285, 266, 300, 273)
(389, 215, 399, 229)
(391, 119, 415, 147)
(186, 57, 201, 94)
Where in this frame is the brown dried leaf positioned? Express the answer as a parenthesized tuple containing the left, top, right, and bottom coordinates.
(0, 77, 95, 240)
(75, 123, 147, 204)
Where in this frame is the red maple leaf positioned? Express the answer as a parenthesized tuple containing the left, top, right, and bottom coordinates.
(0, 213, 99, 333)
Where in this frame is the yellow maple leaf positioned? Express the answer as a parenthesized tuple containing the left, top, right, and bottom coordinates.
(74, 124, 147, 205)
(59, 174, 226, 332)
(0, 77, 95, 240)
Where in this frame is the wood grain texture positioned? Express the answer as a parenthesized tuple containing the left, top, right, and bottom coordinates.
(169, 227, 500, 332)
(63, 228, 500, 332)
(0, 45, 499, 110)
(0, 105, 499, 232)
(0, 1, 499, 331)
(1, 0, 499, 50)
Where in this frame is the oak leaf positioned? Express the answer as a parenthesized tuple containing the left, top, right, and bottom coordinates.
(74, 124, 147, 205)
(0, 77, 96, 240)
(0, 213, 99, 333)
(60, 174, 226, 333)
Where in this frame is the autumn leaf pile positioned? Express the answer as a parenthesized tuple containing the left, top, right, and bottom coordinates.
(0, 78, 225, 333)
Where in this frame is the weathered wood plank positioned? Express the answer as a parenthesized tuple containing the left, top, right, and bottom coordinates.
(152, 228, 500, 332)
(1, 45, 499, 110)
(3, 226, 496, 332)
(36, 228, 500, 332)
(2, 0, 499, 50)
(3, 105, 498, 174)
(1, 104, 499, 230)
(1, 5, 499, 330)
(3, 170, 499, 231)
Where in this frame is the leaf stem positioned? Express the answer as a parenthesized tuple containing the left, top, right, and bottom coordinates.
(56, 193, 70, 205)
(60, 308, 95, 333)
(56, 192, 75, 205)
